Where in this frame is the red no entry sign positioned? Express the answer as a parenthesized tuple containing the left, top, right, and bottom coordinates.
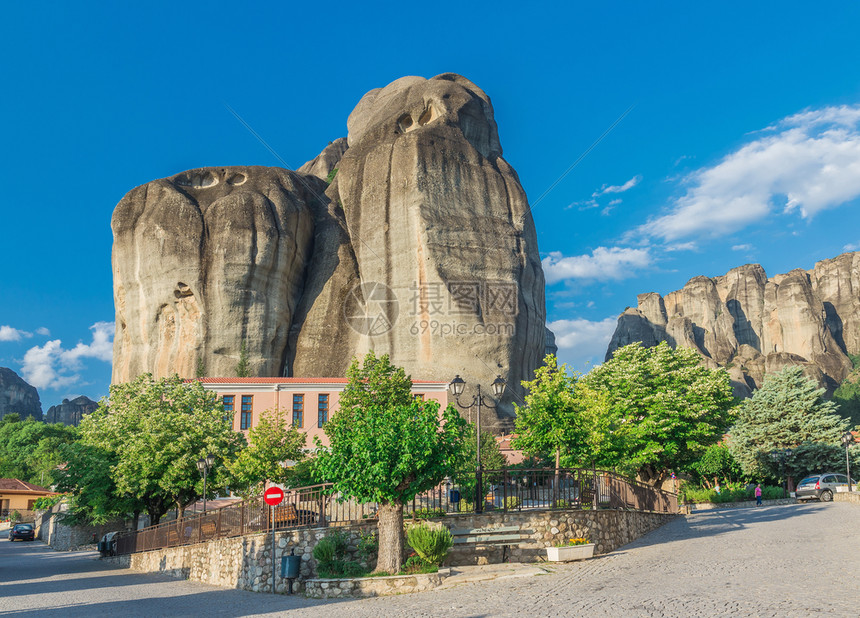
(263, 486, 284, 506)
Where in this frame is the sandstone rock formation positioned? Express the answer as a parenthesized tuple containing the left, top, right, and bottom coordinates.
(45, 395, 98, 426)
(0, 368, 42, 421)
(112, 74, 546, 427)
(606, 253, 860, 397)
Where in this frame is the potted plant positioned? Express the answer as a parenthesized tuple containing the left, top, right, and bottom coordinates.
(546, 538, 595, 562)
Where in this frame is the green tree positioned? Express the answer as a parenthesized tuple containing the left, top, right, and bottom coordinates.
(313, 352, 468, 573)
(584, 342, 736, 486)
(0, 416, 78, 485)
(81, 374, 246, 524)
(229, 408, 306, 498)
(688, 443, 744, 487)
(454, 422, 507, 502)
(236, 341, 250, 377)
(52, 440, 145, 527)
(787, 442, 860, 482)
(730, 366, 849, 477)
(512, 355, 596, 472)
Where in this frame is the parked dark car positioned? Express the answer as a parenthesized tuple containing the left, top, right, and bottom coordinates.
(796, 473, 854, 501)
(10, 523, 35, 541)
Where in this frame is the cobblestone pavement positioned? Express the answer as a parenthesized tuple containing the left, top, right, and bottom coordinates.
(3, 503, 860, 616)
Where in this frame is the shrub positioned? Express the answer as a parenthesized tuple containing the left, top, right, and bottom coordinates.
(33, 494, 65, 511)
(552, 499, 568, 509)
(10, 510, 21, 522)
(505, 496, 522, 509)
(312, 537, 336, 564)
(407, 523, 453, 566)
(458, 499, 475, 512)
(316, 559, 367, 579)
(357, 530, 378, 562)
(399, 554, 438, 575)
(411, 507, 446, 518)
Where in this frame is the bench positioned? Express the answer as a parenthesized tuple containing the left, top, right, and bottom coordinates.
(450, 525, 530, 563)
(270, 504, 319, 529)
(200, 521, 217, 538)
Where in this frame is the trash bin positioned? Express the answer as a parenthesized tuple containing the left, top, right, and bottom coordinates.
(281, 554, 301, 579)
(449, 489, 460, 511)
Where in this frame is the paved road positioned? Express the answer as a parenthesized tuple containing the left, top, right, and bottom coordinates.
(2, 503, 859, 616)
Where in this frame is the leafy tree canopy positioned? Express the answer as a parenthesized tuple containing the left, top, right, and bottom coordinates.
(80, 374, 246, 524)
(583, 342, 737, 485)
(229, 408, 306, 498)
(729, 366, 848, 478)
(512, 355, 601, 469)
(313, 351, 467, 573)
(688, 443, 744, 486)
(0, 416, 78, 485)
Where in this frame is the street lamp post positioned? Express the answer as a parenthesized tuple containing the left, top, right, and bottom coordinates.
(196, 453, 216, 513)
(770, 448, 793, 499)
(841, 431, 854, 492)
(449, 374, 506, 514)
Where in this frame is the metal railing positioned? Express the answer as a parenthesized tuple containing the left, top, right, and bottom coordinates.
(114, 468, 677, 555)
(115, 484, 331, 555)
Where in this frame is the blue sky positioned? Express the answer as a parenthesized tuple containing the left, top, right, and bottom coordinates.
(3, 2, 860, 406)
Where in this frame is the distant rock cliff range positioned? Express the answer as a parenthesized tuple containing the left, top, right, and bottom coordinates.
(45, 395, 98, 426)
(0, 367, 42, 421)
(606, 251, 860, 397)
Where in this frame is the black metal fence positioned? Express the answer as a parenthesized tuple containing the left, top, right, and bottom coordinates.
(114, 468, 677, 555)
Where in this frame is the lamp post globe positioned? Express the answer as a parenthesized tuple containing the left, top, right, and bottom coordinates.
(449, 375, 466, 397)
(491, 375, 506, 398)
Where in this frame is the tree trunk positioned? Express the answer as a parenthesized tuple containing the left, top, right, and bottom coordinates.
(132, 511, 140, 531)
(375, 501, 404, 574)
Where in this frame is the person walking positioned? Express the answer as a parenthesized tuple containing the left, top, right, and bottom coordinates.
(755, 483, 762, 506)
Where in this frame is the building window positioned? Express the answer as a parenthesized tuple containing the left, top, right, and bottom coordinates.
(414, 393, 424, 401)
(318, 394, 329, 426)
(293, 394, 304, 428)
(223, 395, 235, 425)
(240, 395, 253, 430)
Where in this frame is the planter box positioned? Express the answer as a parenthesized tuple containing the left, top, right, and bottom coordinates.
(546, 543, 595, 562)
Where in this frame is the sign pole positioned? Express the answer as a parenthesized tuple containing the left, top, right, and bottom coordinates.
(271, 504, 276, 594)
(262, 486, 285, 595)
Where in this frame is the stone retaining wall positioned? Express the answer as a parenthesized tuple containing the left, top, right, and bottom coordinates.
(442, 509, 674, 565)
(305, 569, 450, 598)
(105, 508, 675, 594)
(833, 492, 860, 505)
(690, 497, 797, 511)
(35, 503, 127, 551)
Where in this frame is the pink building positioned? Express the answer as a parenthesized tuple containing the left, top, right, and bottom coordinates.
(197, 377, 450, 448)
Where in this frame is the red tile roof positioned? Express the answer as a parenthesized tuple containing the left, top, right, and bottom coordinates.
(191, 377, 447, 385)
(0, 478, 53, 493)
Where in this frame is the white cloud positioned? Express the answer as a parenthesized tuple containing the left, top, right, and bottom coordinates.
(36, 327, 51, 336)
(593, 175, 642, 198)
(640, 105, 860, 241)
(732, 244, 753, 251)
(843, 242, 860, 251)
(663, 241, 698, 252)
(21, 322, 114, 390)
(542, 247, 653, 284)
(548, 317, 618, 371)
(0, 325, 32, 342)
